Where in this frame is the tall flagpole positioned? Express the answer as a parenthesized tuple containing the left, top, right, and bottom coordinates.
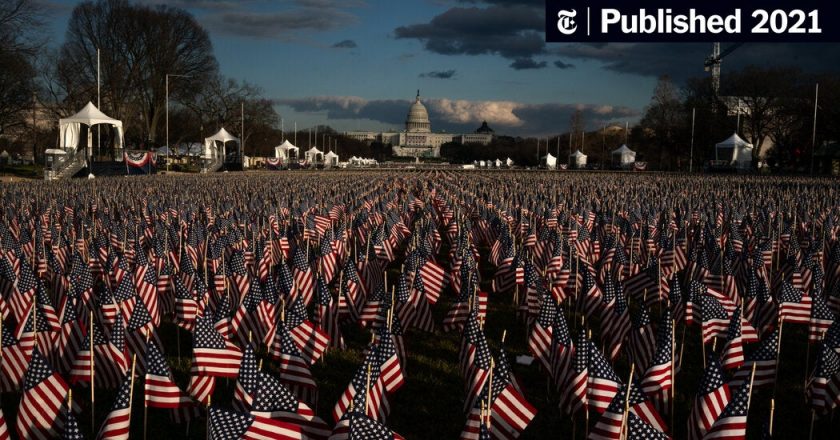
(96, 47, 100, 165)
(689, 107, 696, 173)
(810, 83, 819, 175)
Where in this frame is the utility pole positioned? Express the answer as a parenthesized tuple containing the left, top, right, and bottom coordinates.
(810, 83, 819, 175)
(241, 101, 245, 168)
(689, 107, 696, 173)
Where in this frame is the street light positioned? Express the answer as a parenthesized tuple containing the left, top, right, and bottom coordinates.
(166, 74, 191, 173)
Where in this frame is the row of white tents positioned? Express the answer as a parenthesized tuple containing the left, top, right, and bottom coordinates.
(49, 102, 755, 173)
(541, 134, 753, 170)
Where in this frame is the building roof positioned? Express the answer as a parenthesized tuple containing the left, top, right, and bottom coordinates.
(406, 90, 431, 133)
(475, 121, 494, 134)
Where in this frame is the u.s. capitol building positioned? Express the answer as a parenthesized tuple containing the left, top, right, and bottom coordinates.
(344, 91, 494, 158)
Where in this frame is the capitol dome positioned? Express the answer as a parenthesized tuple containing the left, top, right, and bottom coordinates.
(405, 90, 431, 133)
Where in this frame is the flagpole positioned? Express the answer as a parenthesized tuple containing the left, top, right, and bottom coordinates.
(90, 309, 96, 432)
(619, 364, 635, 440)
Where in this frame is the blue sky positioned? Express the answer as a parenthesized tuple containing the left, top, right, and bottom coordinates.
(42, 0, 839, 136)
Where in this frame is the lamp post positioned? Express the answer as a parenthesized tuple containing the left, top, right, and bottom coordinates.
(166, 74, 191, 173)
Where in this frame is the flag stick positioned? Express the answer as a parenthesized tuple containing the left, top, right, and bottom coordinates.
(364, 363, 372, 417)
(809, 410, 816, 440)
(768, 398, 775, 437)
(619, 363, 635, 440)
(670, 318, 676, 430)
(90, 309, 96, 432)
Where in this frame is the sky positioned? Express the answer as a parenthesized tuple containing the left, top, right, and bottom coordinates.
(41, 0, 840, 137)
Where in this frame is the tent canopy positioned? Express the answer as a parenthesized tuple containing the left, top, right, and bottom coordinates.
(275, 140, 300, 160)
(543, 152, 557, 169)
(204, 127, 239, 159)
(59, 101, 124, 151)
(611, 144, 636, 166)
(715, 132, 754, 169)
(569, 149, 588, 167)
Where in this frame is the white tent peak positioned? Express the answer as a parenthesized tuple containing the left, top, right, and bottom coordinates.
(612, 144, 634, 154)
(719, 132, 751, 147)
(61, 102, 121, 126)
(205, 127, 239, 143)
(276, 140, 298, 150)
(570, 149, 587, 158)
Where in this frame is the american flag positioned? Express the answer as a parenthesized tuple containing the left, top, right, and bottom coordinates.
(192, 314, 243, 378)
(69, 317, 128, 389)
(232, 278, 267, 347)
(484, 348, 536, 440)
(809, 293, 835, 343)
(602, 288, 631, 361)
(330, 411, 405, 440)
(15, 347, 69, 440)
(806, 344, 840, 414)
(587, 336, 623, 414)
(640, 309, 673, 400)
(208, 406, 301, 440)
(173, 276, 198, 331)
(291, 247, 315, 306)
(233, 343, 260, 411)
(460, 311, 492, 413)
(686, 355, 730, 440)
(287, 297, 331, 365)
(314, 275, 344, 350)
(264, 318, 318, 403)
(318, 235, 338, 283)
(732, 327, 780, 388)
(418, 259, 446, 305)
(559, 330, 587, 415)
(721, 306, 746, 370)
(61, 403, 83, 440)
(701, 294, 731, 344)
(703, 375, 754, 440)
(0, 399, 9, 440)
(97, 372, 134, 440)
(0, 320, 27, 392)
(627, 306, 656, 372)
(375, 325, 405, 394)
(777, 281, 812, 324)
(527, 291, 556, 372)
(250, 371, 330, 439)
(627, 412, 669, 439)
(333, 346, 389, 422)
(145, 339, 196, 409)
(53, 297, 84, 375)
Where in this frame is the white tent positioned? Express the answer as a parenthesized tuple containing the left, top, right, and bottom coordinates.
(204, 128, 239, 160)
(611, 144, 636, 168)
(495, 159, 502, 168)
(569, 149, 587, 168)
(543, 153, 557, 169)
(274, 140, 299, 162)
(479, 160, 486, 167)
(304, 146, 324, 164)
(59, 102, 124, 156)
(716, 133, 754, 169)
(324, 151, 339, 168)
(505, 157, 514, 167)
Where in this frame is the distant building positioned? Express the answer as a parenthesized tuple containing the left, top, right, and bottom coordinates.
(344, 91, 494, 158)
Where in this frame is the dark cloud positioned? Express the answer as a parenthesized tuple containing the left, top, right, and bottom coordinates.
(135, 0, 241, 10)
(554, 60, 574, 69)
(276, 96, 638, 136)
(394, 5, 546, 63)
(202, 0, 360, 39)
(509, 58, 546, 70)
(332, 39, 357, 49)
(420, 69, 457, 79)
(551, 43, 840, 82)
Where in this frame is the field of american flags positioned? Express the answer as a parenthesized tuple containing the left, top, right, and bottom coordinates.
(0, 171, 839, 439)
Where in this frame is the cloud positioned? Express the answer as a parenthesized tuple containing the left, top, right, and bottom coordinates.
(420, 69, 457, 79)
(550, 43, 840, 82)
(554, 60, 574, 69)
(276, 95, 639, 136)
(135, 0, 242, 10)
(201, 0, 361, 39)
(332, 39, 357, 49)
(509, 58, 546, 70)
(394, 5, 547, 65)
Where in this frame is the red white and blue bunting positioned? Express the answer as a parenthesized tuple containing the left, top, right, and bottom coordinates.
(634, 161, 648, 171)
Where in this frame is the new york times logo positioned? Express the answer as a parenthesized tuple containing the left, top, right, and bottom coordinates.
(545, 1, 836, 42)
(556, 9, 577, 35)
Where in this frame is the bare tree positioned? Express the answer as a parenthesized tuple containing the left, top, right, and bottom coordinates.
(0, 0, 42, 136)
(56, 0, 217, 146)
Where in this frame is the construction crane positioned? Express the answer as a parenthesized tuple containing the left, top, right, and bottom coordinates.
(704, 42, 743, 96)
